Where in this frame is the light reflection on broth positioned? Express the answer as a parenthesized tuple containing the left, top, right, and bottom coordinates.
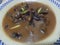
(2, 2, 56, 43)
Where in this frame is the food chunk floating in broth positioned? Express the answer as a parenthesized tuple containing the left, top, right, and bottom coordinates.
(2, 2, 56, 43)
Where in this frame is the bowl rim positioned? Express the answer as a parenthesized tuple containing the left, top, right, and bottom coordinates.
(0, 0, 60, 45)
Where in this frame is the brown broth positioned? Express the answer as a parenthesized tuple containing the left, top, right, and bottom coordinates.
(2, 2, 56, 43)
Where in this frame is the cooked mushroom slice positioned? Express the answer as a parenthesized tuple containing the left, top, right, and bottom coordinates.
(40, 29, 45, 34)
(12, 32, 22, 39)
(12, 15, 23, 24)
(33, 15, 40, 21)
(14, 12, 20, 19)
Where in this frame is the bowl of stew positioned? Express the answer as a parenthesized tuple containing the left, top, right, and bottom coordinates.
(0, 0, 60, 45)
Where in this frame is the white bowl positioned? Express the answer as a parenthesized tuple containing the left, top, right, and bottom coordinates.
(0, 0, 60, 45)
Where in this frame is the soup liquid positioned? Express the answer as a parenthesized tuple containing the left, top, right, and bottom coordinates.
(2, 2, 56, 43)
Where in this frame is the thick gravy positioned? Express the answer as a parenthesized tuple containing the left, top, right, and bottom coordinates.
(2, 2, 56, 43)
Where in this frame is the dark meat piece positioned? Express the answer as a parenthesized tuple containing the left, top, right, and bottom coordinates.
(14, 7, 19, 11)
(30, 8, 35, 15)
(13, 18, 20, 23)
(14, 11, 21, 19)
(29, 17, 34, 26)
(25, 11, 30, 16)
(12, 32, 22, 39)
(13, 17, 22, 24)
(7, 13, 21, 23)
(14, 8, 17, 11)
(14, 14, 20, 19)
(24, 3, 29, 10)
(33, 15, 40, 21)
(29, 15, 35, 27)
(4, 24, 9, 29)
(30, 8, 40, 21)
(28, 8, 35, 26)
(12, 13, 24, 24)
